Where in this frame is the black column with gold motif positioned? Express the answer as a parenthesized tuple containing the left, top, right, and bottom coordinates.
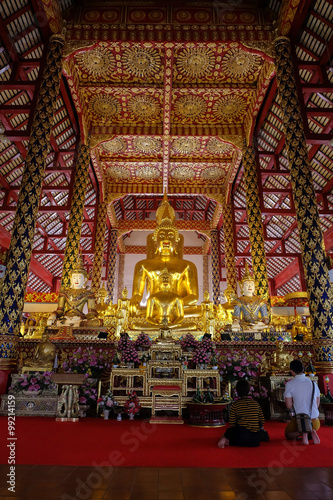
(60, 137, 91, 291)
(91, 200, 107, 296)
(222, 201, 238, 294)
(210, 229, 220, 305)
(107, 229, 118, 303)
(243, 144, 269, 299)
(275, 36, 333, 367)
(0, 35, 64, 370)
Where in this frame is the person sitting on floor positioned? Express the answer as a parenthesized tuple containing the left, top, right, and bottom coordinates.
(217, 379, 265, 448)
(284, 359, 321, 445)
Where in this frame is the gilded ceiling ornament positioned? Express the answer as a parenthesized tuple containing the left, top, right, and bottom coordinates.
(174, 95, 207, 121)
(136, 165, 160, 180)
(176, 47, 215, 79)
(128, 95, 161, 121)
(206, 138, 233, 155)
(221, 49, 261, 79)
(123, 46, 161, 78)
(91, 95, 121, 119)
(76, 47, 115, 78)
(106, 165, 131, 180)
(102, 138, 127, 154)
(172, 137, 200, 154)
(201, 167, 225, 181)
(213, 95, 247, 122)
(133, 136, 162, 154)
(170, 166, 195, 181)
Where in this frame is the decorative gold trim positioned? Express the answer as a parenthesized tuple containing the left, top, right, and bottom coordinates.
(0, 358, 17, 370)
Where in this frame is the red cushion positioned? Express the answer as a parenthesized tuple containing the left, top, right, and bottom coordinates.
(152, 385, 181, 391)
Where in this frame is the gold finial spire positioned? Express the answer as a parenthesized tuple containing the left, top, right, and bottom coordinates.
(72, 251, 88, 278)
(239, 262, 255, 289)
(156, 191, 175, 227)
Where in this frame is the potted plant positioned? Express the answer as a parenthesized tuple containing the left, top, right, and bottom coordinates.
(97, 389, 119, 419)
(180, 333, 198, 352)
(193, 347, 210, 369)
(134, 332, 152, 351)
(210, 353, 218, 369)
(124, 391, 141, 420)
(121, 344, 140, 367)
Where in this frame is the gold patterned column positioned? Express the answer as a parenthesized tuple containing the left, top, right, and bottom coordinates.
(210, 229, 220, 305)
(222, 201, 238, 294)
(107, 229, 118, 302)
(243, 144, 269, 299)
(0, 34, 64, 358)
(60, 137, 91, 290)
(91, 201, 107, 295)
(275, 36, 333, 360)
(203, 254, 209, 295)
(117, 253, 125, 300)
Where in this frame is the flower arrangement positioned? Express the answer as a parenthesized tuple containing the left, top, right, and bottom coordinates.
(180, 333, 198, 351)
(200, 336, 215, 353)
(62, 347, 111, 377)
(192, 347, 210, 365)
(233, 385, 269, 400)
(9, 371, 55, 393)
(124, 391, 141, 417)
(79, 382, 97, 406)
(134, 332, 152, 349)
(120, 344, 140, 364)
(97, 389, 119, 412)
(219, 348, 263, 383)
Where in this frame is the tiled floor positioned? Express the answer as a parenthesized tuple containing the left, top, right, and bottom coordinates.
(0, 466, 333, 500)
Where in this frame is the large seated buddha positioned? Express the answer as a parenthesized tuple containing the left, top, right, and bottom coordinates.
(130, 193, 201, 330)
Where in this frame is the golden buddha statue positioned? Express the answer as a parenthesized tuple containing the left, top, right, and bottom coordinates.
(291, 315, 310, 341)
(221, 284, 237, 324)
(201, 291, 216, 337)
(271, 340, 293, 373)
(130, 192, 201, 330)
(232, 263, 269, 332)
(22, 332, 56, 372)
(115, 288, 130, 337)
(47, 254, 100, 328)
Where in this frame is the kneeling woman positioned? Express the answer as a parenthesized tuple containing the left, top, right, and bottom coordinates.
(218, 379, 265, 448)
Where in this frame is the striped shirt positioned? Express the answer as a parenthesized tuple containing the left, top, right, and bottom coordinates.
(229, 398, 265, 432)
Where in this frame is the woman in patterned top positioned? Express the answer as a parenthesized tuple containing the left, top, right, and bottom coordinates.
(218, 379, 265, 448)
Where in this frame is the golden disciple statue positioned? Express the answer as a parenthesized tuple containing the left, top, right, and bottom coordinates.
(130, 192, 201, 330)
(47, 254, 100, 328)
(23, 332, 56, 371)
(271, 340, 293, 373)
(232, 263, 269, 331)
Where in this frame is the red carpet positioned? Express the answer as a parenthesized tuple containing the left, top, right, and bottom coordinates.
(1, 417, 333, 468)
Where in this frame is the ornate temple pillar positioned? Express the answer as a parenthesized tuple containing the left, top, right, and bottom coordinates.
(275, 36, 333, 381)
(203, 254, 209, 295)
(117, 253, 125, 300)
(107, 229, 118, 303)
(0, 34, 64, 389)
(91, 201, 107, 296)
(60, 137, 91, 290)
(210, 229, 220, 305)
(243, 144, 269, 299)
(222, 201, 238, 294)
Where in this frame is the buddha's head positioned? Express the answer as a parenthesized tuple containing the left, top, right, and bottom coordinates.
(239, 262, 256, 297)
(70, 253, 88, 289)
(154, 226, 179, 256)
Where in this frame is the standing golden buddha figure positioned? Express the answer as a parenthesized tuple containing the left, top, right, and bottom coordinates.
(129, 192, 201, 330)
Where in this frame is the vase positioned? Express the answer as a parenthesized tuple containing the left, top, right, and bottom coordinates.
(22, 390, 42, 396)
(129, 413, 135, 420)
(104, 409, 110, 420)
(197, 363, 207, 370)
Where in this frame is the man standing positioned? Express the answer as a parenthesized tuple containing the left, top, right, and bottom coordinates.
(284, 359, 321, 445)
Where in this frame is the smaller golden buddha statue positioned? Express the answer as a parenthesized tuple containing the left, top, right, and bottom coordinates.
(221, 284, 237, 324)
(291, 315, 310, 341)
(232, 263, 269, 332)
(95, 286, 109, 318)
(201, 291, 216, 337)
(47, 254, 100, 328)
(22, 332, 56, 372)
(271, 340, 293, 374)
(115, 288, 130, 337)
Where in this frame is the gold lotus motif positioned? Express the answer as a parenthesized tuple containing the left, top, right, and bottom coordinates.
(76, 47, 115, 78)
(170, 166, 195, 181)
(213, 95, 247, 122)
(221, 49, 261, 79)
(106, 165, 131, 180)
(133, 136, 162, 154)
(206, 138, 233, 155)
(128, 95, 161, 121)
(91, 95, 121, 119)
(172, 137, 200, 154)
(176, 46, 215, 79)
(174, 95, 207, 121)
(102, 138, 127, 154)
(201, 167, 225, 181)
(136, 165, 160, 180)
(123, 46, 161, 78)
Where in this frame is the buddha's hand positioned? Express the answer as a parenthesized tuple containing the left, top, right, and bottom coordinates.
(231, 319, 240, 331)
(47, 313, 57, 326)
